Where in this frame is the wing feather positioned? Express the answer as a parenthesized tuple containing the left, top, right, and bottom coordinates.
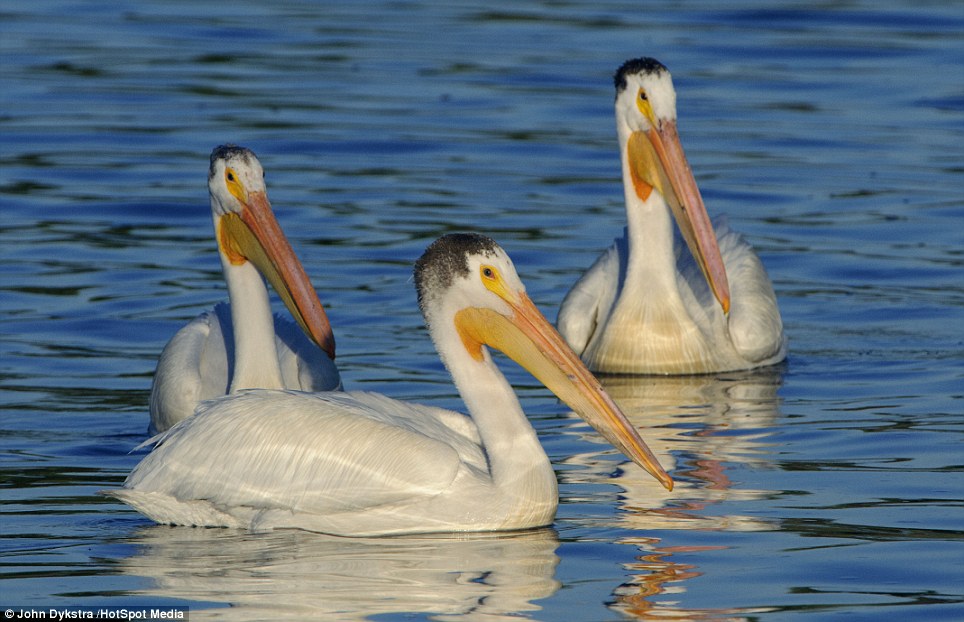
(130, 390, 472, 517)
(149, 303, 341, 434)
(557, 240, 623, 356)
(148, 309, 225, 435)
(713, 219, 786, 364)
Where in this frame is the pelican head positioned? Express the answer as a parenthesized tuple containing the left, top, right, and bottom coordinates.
(416, 233, 673, 491)
(615, 58, 730, 314)
(208, 145, 335, 358)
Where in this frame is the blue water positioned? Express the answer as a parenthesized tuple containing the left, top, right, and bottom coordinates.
(2, 1, 963, 620)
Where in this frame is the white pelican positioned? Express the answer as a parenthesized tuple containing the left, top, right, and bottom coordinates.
(109, 233, 673, 536)
(558, 58, 787, 374)
(148, 145, 340, 434)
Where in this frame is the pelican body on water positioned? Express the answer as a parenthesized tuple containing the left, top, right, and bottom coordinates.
(110, 234, 672, 536)
(148, 146, 340, 434)
(558, 58, 786, 374)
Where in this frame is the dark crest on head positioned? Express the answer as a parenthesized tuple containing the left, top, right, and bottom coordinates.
(614, 57, 668, 95)
(209, 144, 257, 179)
(415, 233, 499, 313)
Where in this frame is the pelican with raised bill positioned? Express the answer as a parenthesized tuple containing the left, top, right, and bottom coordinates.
(108, 234, 672, 536)
(558, 58, 787, 374)
(148, 145, 341, 434)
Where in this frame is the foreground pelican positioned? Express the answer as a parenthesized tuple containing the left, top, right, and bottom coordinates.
(148, 145, 340, 434)
(558, 58, 786, 374)
(109, 234, 672, 536)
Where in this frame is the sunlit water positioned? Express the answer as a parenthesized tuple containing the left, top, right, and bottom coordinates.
(2, 1, 962, 620)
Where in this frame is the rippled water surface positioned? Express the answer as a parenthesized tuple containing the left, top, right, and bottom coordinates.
(2, 1, 963, 620)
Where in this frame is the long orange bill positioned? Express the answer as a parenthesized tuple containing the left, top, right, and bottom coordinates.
(220, 191, 336, 359)
(628, 121, 730, 314)
(456, 293, 674, 491)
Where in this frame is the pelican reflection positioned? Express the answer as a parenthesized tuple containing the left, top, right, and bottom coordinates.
(560, 367, 784, 531)
(557, 369, 784, 619)
(610, 536, 777, 620)
(116, 525, 560, 620)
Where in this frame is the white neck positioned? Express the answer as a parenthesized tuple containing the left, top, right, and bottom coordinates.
(434, 319, 556, 501)
(220, 253, 285, 393)
(618, 131, 680, 298)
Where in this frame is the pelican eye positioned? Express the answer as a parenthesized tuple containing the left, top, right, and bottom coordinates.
(478, 263, 515, 302)
(224, 167, 246, 202)
(635, 88, 657, 125)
